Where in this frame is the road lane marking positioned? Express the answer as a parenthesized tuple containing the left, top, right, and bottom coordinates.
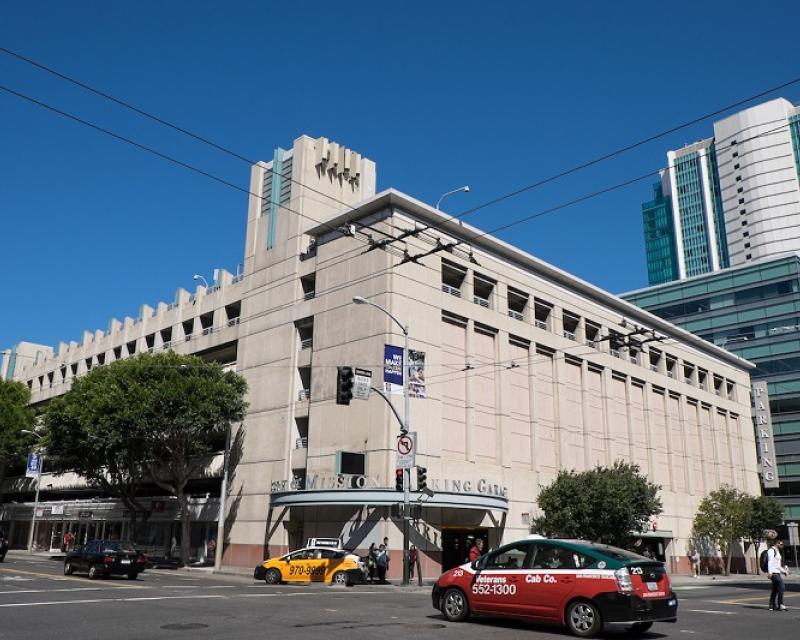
(673, 586, 711, 590)
(715, 592, 800, 605)
(0, 567, 143, 588)
(686, 609, 736, 615)
(0, 594, 226, 608)
(241, 590, 376, 597)
(0, 586, 150, 596)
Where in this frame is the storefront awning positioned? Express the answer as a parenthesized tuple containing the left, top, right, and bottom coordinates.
(270, 489, 508, 512)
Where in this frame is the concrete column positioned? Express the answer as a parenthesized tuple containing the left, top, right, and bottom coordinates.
(527, 347, 539, 476)
(580, 360, 592, 469)
(641, 382, 655, 479)
(464, 319, 475, 462)
(552, 352, 564, 470)
(496, 331, 511, 468)
(600, 368, 614, 466)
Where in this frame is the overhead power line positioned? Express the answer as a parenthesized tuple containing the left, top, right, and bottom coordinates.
(4, 45, 798, 259)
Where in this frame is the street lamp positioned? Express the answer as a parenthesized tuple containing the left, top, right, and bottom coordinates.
(352, 295, 412, 586)
(435, 185, 470, 210)
(193, 274, 210, 289)
(21, 429, 45, 553)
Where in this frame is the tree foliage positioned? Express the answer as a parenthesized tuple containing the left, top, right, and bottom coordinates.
(692, 485, 753, 575)
(746, 495, 784, 556)
(0, 379, 36, 499)
(44, 352, 247, 564)
(531, 461, 663, 547)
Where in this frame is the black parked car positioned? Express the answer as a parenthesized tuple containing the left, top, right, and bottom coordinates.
(64, 540, 147, 579)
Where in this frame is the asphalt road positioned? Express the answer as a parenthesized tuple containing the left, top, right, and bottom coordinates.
(0, 554, 798, 640)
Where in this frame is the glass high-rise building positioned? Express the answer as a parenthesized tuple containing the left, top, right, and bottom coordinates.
(643, 98, 800, 286)
(625, 255, 800, 524)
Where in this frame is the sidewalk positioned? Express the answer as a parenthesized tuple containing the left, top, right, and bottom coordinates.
(671, 572, 800, 586)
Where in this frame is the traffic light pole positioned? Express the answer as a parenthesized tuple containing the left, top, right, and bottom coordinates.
(351, 296, 411, 586)
(402, 328, 411, 587)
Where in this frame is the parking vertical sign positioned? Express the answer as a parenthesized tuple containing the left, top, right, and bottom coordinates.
(26, 452, 41, 479)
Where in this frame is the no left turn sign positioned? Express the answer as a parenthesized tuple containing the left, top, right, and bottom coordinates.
(396, 432, 417, 468)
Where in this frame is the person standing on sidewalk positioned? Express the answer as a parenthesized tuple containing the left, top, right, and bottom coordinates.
(690, 548, 700, 578)
(767, 540, 789, 611)
(409, 544, 418, 580)
(376, 544, 389, 583)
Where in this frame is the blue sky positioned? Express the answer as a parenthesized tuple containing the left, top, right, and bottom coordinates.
(2, 1, 799, 352)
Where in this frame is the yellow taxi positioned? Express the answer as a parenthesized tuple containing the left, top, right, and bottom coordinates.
(254, 546, 365, 586)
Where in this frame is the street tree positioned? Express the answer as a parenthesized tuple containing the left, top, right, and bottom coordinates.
(136, 352, 247, 565)
(44, 352, 247, 565)
(0, 379, 36, 501)
(692, 485, 753, 575)
(531, 461, 663, 547)
(44, 360, 154, 536)
(746, 495, 784, 559)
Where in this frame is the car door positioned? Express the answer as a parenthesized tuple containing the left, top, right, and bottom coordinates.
(520, 543, 584, 620)
(282, 550, 310, 582)
(76, 542, 97, 572)
(470, 541, 533, 616)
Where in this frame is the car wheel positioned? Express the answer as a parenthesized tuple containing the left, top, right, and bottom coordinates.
(566, 600, 602, 638)
(87, 565, 100, 580)
(264, 568, 282, 585)
(441, 588, 469, 622)
(63, 561, 74, 575)
(127, 571, 138, 580)
(332, 571, 348, 586)
(626, 622, 653, 635)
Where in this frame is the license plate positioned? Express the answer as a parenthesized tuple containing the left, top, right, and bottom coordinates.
(121, 559, 132, 565)
(646, 581, 658, 591)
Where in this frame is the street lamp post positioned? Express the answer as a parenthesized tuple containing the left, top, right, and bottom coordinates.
(352, 295, 411, 586)
(214, 424, 232, 571)
(435, 185, 470, 210)
(21, 430, 44, 553)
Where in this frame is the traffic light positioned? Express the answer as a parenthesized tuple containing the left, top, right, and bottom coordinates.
(395, 468, 404, 491)
(336, 366, 354, 405)
(416, 466, 428, 492)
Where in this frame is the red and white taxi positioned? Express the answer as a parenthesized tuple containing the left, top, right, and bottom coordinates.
(432, 537, 677, 637)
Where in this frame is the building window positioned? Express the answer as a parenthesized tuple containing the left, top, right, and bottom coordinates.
(335, 451, 366, 476)
(199, 312, 214, 336)
(562, 312, 580, 341)
(739, 198, 745, 204)
(182, 320, 194, 342)
(473, 273, 496, 309)
(441, 259, 466, 297)
(507, 287, 528, 321)
(296, 317, 314, 350)
(160, 327, 173, 348)
(301, 273, 316, 300)
(113, 346, 122, 360)
(534, 299, 553, 331)
(585, 322, 600, 348)
(225, 302, 241, 327)
(649, 349, 661, 372)
(734, 163, 740, 169)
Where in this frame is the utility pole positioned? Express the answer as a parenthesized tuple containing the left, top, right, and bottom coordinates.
(352, 296, 412, 586)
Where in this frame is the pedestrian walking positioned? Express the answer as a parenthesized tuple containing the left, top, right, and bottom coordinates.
(63, 530, 74, 552)
(376, 544, 389, 583)
(690, 548, 700, 578)
(409, 544, 418, 580)
(767, 541, 789, 611)
(383, 537, 390, 574)
(469, 538, 484, 563)
(366, 542, 377, 583)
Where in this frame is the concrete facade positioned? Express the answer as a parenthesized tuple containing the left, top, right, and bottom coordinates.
(3, 135, 760, 576)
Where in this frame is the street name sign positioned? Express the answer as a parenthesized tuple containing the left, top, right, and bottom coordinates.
(353, 368, 372, 400)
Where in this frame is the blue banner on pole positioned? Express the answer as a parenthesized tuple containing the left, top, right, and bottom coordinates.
(26, 452, 41, 478)
(384, 344, 403, 395)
